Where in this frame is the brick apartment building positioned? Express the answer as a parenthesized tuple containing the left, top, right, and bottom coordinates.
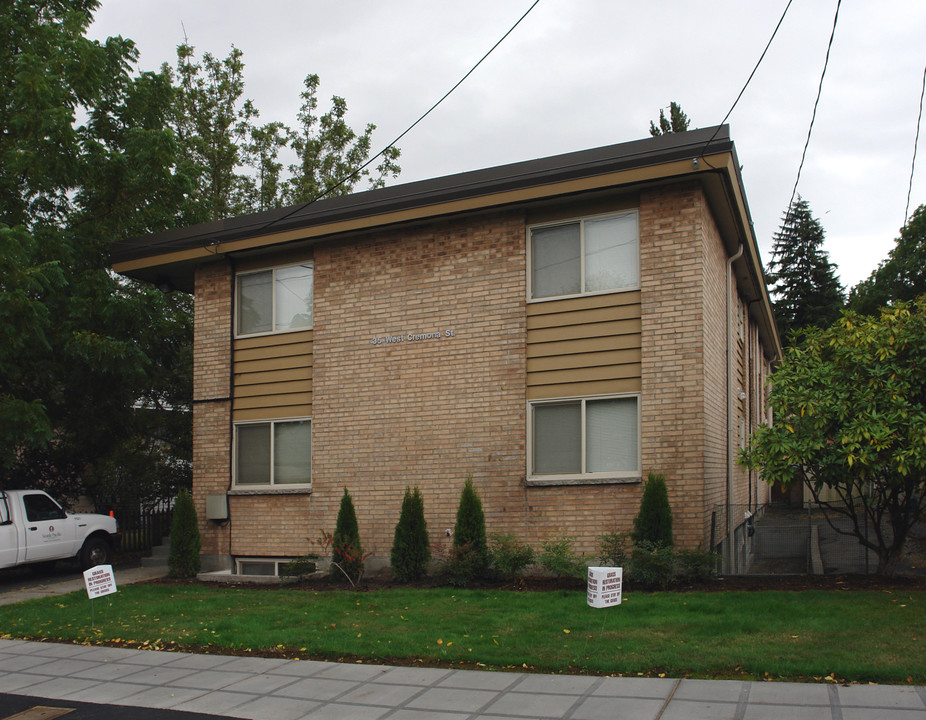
(112, 125, 780, 575)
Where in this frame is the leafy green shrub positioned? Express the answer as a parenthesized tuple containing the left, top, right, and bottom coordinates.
(168, 490, 201, 578)
(631, 472, 674, 548)
(675, 547, 719, 583)
(391, 487, 431, 582)
(597, 532, 630, 567)
(453, 476, 488, 577)
(539, 535, 586, 579)
(331, 488, 364, 583)
(489, 533, 535, 580)
(629, 540, 676, 589)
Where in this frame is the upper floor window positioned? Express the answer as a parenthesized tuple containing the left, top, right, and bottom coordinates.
(529, 211, 639, 300)
(236, 264, 313, 337)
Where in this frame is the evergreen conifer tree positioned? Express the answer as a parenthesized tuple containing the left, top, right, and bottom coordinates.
(168, 490, 201, 578)
(391, 486, 431, 582)
(331, 488, 363, 582)
(631, 472, 674, 548)
(453, 476, 488, 574)
(766, 196, 844, 343)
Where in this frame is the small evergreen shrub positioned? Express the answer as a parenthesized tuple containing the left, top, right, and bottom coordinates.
(489, 533, 535, 580)
(453, 476, 488, 576)
(391, 487, 431, 582)
(629, 540, 676, 589)
(539, 535, 586, 579)
(331, 488, 364, 583)
(168, 490, 201, 578)
(631, 472, 674, 548)
(279, 556, 318, 578)
(597, 532, 630, 568)
(438, 542, 482, 587)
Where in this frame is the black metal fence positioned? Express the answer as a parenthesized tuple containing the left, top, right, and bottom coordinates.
(709, 503, 881, 575)
(111, 501, 173, 556)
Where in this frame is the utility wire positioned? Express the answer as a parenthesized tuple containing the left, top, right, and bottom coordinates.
(700, 0, 795, 160)
(783, 0, 842, 224)
(256, 0, 542, 235)
(904, 59, 926, 227)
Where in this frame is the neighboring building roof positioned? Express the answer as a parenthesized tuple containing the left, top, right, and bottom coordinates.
(111, 125, 780, 357)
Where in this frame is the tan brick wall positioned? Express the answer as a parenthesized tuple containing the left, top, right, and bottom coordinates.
(639, 183, 709, 548)
(192, 260, 233, 558)
(308, 211, 529, 558)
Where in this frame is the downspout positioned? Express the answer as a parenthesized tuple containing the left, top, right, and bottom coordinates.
(725, 243, 744, 574)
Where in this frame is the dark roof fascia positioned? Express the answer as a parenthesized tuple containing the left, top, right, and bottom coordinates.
(111, 125, 734, 264)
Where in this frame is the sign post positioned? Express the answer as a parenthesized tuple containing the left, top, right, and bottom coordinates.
(83, 564, 117, 628)
(587, 566, 622, 608)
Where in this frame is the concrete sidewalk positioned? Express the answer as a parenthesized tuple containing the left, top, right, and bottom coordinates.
(1, 639, 924, 720)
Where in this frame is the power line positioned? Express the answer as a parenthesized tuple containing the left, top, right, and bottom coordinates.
(256, 0, 542, 236)
(700, 0, 796, 160)
(904, 59, 926, 227)
(784, 0, 842, 223)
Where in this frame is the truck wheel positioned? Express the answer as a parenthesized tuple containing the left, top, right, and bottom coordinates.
(79, 537, 112, 570)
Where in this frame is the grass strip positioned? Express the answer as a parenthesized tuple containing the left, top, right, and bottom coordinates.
(0, 584, 922, 684)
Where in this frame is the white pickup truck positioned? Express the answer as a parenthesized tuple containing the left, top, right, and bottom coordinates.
(0, 490, 119, 571)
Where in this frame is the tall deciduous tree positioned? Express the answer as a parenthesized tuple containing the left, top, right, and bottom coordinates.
(742, 299, 926, 575)
(849, 204, 926, 315)
(649, 101, 690, 136)
(0, 0, 191, 503)
(766, 197, 844, 343)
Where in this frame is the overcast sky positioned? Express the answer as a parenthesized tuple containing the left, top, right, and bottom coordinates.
(89, 0, 926, 289)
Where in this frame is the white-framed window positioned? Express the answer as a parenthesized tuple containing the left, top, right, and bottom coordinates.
(528, 211, 639, 301)
(235, 558, 291, 577)
(234, 418, 311, 488)
(528, 394, 640, 482)
(236, 263, 313, 337)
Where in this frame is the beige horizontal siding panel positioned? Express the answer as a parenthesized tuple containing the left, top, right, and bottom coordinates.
(233, 405, 312, 422)
(527, 303, 640, 330)
(527, 333, 641, 359)
(233, 379, 313, 399)
(527, 378, 641, 400)
(526, 291, 641, 316)
(527, 348, 641, 373)
(234, 392, 313, 411)
(527, 318, 642, 344)
(234, 330, 313, 350)
(528, 363, 641, 387)
(234, 366, 312, 387)
(234, 342, 313, 363)
(234, 355, 312, 374)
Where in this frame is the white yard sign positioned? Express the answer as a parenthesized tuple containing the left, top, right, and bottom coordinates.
(83, 564, 117, 599)
(587, 566, 622, 608)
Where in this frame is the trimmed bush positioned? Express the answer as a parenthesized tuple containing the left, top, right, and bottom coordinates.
(597, 532, 630, 567)
(675, 547, 719, 583)
(168, 490, 201, 578)
(453, 476, 488, 574)
(489, 533, 535, 580)
(539, 535, 586, 579)
(331, 488, 364, 583)
(391, 487, 431, 582)
(629, 540, 676, 589)
(631, 472, 674, 548)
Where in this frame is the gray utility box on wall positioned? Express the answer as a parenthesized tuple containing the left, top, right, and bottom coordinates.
(205, 494, 229, 521)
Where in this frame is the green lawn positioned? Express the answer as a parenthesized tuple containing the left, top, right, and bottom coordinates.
(1, 584, 923, 683)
